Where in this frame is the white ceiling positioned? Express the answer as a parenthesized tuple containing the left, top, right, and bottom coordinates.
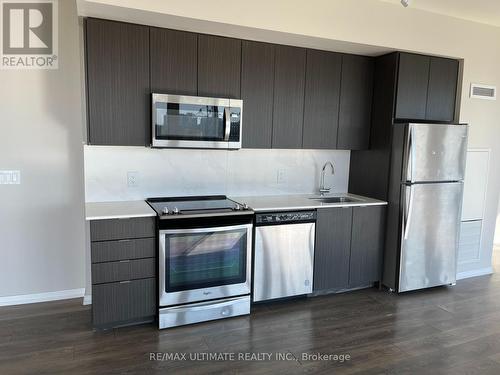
(380, 0, 500, 27)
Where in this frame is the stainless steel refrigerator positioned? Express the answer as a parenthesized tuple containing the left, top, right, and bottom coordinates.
(383, 123, 468, 293)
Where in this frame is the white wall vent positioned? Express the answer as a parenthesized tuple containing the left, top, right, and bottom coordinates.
(470, 83, 496, 100)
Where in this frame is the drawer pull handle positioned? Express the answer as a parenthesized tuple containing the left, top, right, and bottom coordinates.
(117, 239, 132, 243)
(119, 260, 130, 263)
(119, 280, 131, 284)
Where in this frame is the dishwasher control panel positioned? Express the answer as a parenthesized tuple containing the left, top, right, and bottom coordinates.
(255, 211, 316, 224)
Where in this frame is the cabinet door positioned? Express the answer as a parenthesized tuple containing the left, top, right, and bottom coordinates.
(349, 206, 386, 287)
(394, 53, 430, 121)
(426, 57, 459, 122)
(241, 41, 275, 148)
(337, 54, 374, 150)
(272, 45, 306, 149)
(303, 50, 341, 149)
(198, 34, 241, 98)
(314, 208, 352, 291)
(92, 278, 156, 327)
(86, 19, 150, 146)
(150, 28, 197, 95)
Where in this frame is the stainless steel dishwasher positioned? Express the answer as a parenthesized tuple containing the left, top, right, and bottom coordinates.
(253, 211, 316, 302)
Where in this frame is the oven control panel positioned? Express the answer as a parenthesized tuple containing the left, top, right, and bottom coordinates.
(255, 211, 316, 224)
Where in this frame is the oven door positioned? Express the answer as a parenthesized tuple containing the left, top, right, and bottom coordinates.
(159, 224, 252, 306)
(152, 93, 232, 149)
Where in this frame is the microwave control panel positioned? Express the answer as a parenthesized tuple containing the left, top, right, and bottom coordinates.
(228, 108, 241, 142)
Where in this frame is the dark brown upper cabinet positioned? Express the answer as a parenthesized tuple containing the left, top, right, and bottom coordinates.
(150, 28, 197, 96)
(395, 53, 458, 123)
(395, 53, 429, 121)
(197, 34, 241, 98)
(272, 45, 307, 149)
(337, 54, 374, 150)
(302, 50, 342, 149)
(426, 57, 459, 122)
(241, 41, 275, 148)
(85, 19, 150, 146)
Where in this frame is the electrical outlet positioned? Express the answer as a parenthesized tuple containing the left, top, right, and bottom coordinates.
(276, 168, 287, 184)
(127, 171, 139, 187)
(0, 170, 21, 184)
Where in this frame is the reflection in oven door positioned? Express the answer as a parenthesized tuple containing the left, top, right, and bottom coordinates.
(159, 224, 252, 307)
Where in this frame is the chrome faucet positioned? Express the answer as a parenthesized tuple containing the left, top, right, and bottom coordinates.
(319, 161, 335, 195)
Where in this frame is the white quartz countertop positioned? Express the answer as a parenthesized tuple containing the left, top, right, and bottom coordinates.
(85, 201, 156, 221)
(229, 193, 387, 212)
(85, 194, 387, 219)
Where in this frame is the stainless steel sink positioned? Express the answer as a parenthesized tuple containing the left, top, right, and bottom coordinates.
(309, 196, 359, 204)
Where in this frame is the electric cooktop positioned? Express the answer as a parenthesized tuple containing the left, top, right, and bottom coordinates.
(146, 195, 251, 218)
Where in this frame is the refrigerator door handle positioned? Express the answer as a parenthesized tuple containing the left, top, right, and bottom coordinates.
(406, 126, 414, 182)
(404, 185, 414, 240)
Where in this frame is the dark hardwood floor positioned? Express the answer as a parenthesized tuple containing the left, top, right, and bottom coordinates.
(2, 248, 500, 374)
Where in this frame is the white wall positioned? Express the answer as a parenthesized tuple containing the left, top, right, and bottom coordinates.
(84, 147, 350, 201)
(79, 0, 500, 278)
(0, 1, 86, 298)
(495, 203, 500, 246)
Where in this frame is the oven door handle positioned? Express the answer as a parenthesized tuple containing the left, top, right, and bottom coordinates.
(224, 107, 231, 141)
(160, 223, 253, 235)
(159, 233, 166, 304)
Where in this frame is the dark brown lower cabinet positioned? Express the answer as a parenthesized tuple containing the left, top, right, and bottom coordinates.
(313, 205, 386, 293)
(90, 217, 155, 242)
(91, 238, 155, 263)
(314, 207, 352, 291)
(349, 206, 386, 288)
(90, 217, 156, 329)
(92, 258, 156, 285)
(92, 278, 156, 327)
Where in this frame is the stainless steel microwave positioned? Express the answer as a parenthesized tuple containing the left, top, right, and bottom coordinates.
(152, 93, 243, 149)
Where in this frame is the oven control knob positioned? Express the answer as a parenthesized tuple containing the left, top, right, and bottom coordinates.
(172, 207, 180, 215)
(162, 207, 170, 215)
(234, 204, 241, 211)
(243, 203, 249, 210)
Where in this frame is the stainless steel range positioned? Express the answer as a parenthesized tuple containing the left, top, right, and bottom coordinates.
(146, 196, 253, 329)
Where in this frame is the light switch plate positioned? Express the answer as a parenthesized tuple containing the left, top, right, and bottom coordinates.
(0, 170, 21, 184)
(127, 171, 139, 187)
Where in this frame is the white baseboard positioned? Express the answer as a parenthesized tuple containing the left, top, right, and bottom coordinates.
(457, 267, 493, 280)
(0, 288, 85, 307)
(83, 294, 92, 305)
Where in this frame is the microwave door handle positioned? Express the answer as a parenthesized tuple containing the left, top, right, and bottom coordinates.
(224, 107, 231, 141)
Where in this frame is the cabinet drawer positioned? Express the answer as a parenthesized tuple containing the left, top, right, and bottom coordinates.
(92, 258, 155, 284)
(90, 217, 155, 241)
(91, 237, 155, 263)
(92, 278, 156, 327)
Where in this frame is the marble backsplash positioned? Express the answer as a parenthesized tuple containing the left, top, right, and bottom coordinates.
(84, 146, 350, 202)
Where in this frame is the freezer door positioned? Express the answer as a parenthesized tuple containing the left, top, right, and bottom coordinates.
(399, 182, 463, 292)
(404, 124, 468, 183)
